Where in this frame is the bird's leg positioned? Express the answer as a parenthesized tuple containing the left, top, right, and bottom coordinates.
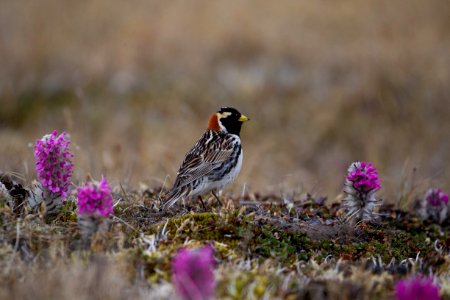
(198, 196, 207, 211)
(211, 190, 223, 206)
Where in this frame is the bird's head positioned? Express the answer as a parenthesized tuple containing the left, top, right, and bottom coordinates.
(208, 107, 249, 136)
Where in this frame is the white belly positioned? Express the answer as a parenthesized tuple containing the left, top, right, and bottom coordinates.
(191, 150, 243, 197)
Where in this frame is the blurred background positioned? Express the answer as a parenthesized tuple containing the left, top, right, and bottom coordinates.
(1, 0, 449, 203)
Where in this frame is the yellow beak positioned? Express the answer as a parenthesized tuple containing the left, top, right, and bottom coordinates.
(239, 114, 250, 122)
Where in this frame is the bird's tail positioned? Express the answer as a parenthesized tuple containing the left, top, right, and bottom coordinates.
(160, 186, 188, 210)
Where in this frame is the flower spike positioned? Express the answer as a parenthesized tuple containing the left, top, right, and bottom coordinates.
(343, 161, 382, 221)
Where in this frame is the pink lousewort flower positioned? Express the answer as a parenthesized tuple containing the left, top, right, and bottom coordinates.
(343, 161, 382, 221)
(346, 161, 381, 192)
(76, 178, 113, 217)
(172, 245, 216, 300)
(419, 188, 449, 223)
(395, 277, 441, 300)
(425, 188, 449, 207)
(34, 130, 74, 199)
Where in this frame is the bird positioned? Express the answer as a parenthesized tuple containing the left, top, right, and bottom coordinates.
(161, 107, 249, 210)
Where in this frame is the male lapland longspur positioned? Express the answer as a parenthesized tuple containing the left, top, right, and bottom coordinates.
(161, 107, 249, 209)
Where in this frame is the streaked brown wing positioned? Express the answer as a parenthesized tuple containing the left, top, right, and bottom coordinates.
(173, 131, 234, 188)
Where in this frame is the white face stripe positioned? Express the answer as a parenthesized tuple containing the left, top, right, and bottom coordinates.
(216, 113, 227, 132)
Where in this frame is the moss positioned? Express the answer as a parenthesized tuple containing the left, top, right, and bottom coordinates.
(151, 212, 251, 249)
(143, 207, 447, 270)
(167, 213, 225, 240)
(59, 200, 78, 222)
(254, 228, 309, 263)
(218, 271, 272, 299)
(141, 249, 172, 283)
